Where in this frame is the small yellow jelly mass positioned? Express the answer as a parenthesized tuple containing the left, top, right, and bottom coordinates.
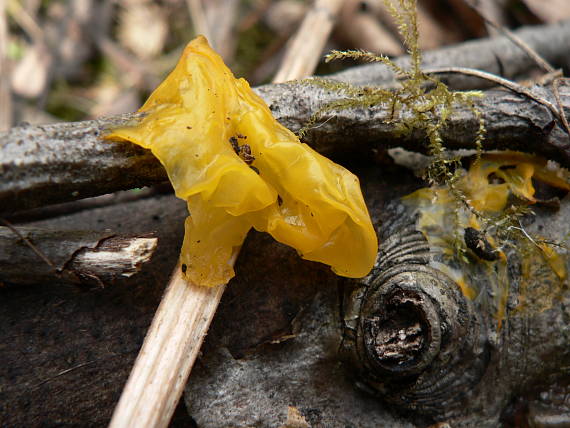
(106, 36, 378, 286)
(405, 152, 570, 324)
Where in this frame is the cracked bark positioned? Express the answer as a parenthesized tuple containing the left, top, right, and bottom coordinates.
(1, 21, 570, 215)
(0, 226, 158, 287)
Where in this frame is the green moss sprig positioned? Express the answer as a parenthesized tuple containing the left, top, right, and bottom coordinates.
(300, 0, 485, 188)
(298, 0, 486, 256)
(298, 0, 568, 318)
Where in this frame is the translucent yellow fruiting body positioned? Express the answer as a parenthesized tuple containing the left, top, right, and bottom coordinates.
(405, 151, 570, 325)
(461, 152, 570, 212)
(106, 36, 377, 286)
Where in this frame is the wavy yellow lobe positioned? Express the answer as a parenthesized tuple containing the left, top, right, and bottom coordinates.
(106, 36, 377, 286)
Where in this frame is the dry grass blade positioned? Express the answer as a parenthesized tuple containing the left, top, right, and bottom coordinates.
(108, 262, 230, 428)
(273, 0, 346, 83)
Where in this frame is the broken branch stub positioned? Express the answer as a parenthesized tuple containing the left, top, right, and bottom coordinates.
(0, 226, 157, 287)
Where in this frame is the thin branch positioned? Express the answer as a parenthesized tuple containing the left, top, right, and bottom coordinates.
(553, 77, 570, 135)
(0, 0, 12, 131)
(0, 112, 165, 215)
(464, 0, 556, 74)
(186, 0, 238, 62)
(186, 0, 210, 42)
(273, 0, 346, 83)
(3, 83, 570, 217)
(2, 22, 570, 217)
(0, 218, 56, 271)
(422, 66, 567, 132)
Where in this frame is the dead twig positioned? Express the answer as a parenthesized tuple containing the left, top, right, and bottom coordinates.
(186, 0, 209, 42)
(6, 0, 44, 42)
(0, 0, 12, 131)
(0, 218, 56, 271)
(423, 66, 568, 134)
(4, 83, 570, 217)
(3, 23, 570, 217)
(92, 34, 160, 91)
(337, 0, 403, 57)
(553, 77, 570, 135)
(186, 0, 238, 62)
(332, 20, 570, 87)
(464, 0, 556, 74)
(273, 0, 346, 83)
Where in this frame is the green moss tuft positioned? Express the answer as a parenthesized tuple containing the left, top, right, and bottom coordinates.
(300, 0, 486, 192)
(299, 0, 568, 321)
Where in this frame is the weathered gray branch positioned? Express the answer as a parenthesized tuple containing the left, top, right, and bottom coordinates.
(331, 20, 570, 88)
(0, 227, 158, 287)
(260, 80, 570, 158)
(2, 21, 570, 215)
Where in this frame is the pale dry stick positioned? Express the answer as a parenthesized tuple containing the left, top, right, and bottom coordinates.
(186, 0, 210, 43)
(109, 258, 234, 428)
(473, 0, 509, 37)
(553, 78, 570, 136)
(186, 0, 239, 65)
(273, 0, 346, 83)
(109, 6, 339, 426)
(337, 0, 403, 57)
(6, 0, 43, 42)
(364, 0, 459, 50)
(93, 34, 160, 91)
(464, 0, 556, 74)
(199, 0, 239, 62)
(423, 66, 567, 132)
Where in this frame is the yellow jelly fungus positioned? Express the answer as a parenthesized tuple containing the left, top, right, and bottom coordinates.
(463, 152, 570, 212)
(404, 151, 570, 325)
(105, 36, 377, 286)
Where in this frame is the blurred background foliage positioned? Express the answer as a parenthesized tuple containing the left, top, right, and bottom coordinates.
(1, 0, 569, 129)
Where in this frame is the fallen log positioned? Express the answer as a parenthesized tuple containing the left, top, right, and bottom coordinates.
(1, 162, 569, 426)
